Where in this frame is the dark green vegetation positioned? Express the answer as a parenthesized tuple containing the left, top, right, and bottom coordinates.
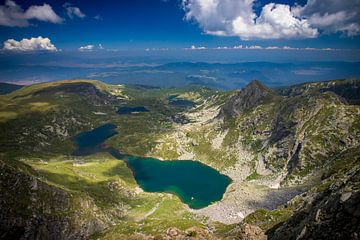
(0, 78, 359, 239)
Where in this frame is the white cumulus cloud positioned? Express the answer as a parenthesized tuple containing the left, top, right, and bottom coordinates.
(0, 0, 63, 27)
(78, 44, 105, 52)
(2, 36, 57, 51)
(296, 0, 360, 36)
(232, 3, 318, 40)
(182, 0, 360, 39)
(79, 45, 95, 51)
(188, 45, 206, 50)
(63, 3, 86, 19)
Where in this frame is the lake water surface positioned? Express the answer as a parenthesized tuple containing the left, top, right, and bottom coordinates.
(117, 106, 149, 115)
(72, 123, 118, 156)
(167, 95, 195, 108)
(72, 123, 231, 209)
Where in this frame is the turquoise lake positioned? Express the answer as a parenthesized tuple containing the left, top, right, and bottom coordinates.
(72, 123, 231, 209)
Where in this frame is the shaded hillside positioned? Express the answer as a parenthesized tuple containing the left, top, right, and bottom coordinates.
(0, 158, 113, 240)
(277, 78, 360, 105)
(0, 82, 23, 95)
(269, 147, 360, 240)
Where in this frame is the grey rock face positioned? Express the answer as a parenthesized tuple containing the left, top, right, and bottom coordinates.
(220, 80, 276, 117)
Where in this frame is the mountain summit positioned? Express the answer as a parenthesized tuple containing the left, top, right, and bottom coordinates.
(220, 80, 276, 117)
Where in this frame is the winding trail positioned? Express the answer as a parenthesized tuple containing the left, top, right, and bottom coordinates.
(138, 199, 164, 222)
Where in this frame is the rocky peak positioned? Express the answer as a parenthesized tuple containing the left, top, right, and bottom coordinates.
(220, 80, 276, 117)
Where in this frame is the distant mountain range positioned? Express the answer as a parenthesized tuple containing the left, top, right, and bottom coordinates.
(1, 60, 360, 89)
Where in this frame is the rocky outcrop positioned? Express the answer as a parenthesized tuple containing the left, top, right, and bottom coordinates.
(220, 80, 277, 117)
(271, 190, 360, 240)
(268, 147, 360, 240)
(235, 224, 267, 240)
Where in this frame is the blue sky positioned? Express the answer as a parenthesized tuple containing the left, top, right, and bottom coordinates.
(0, 0, 360, 51)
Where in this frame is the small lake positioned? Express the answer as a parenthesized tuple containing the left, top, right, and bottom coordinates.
(167, 95, 195, 108)
(117, 106, 149, 115)
(72, 123, 118, 156)
(72, 123, 231, 209)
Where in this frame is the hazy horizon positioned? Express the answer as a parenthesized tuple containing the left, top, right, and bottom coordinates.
(1, 49, 360, 89)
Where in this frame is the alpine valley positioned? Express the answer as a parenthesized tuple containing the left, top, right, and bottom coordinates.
(0, 78, 359, 240)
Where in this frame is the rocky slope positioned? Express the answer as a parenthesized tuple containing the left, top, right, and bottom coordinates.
(270, 149, 360, 240)
(218, 80, 359, 183)
(239, 146, 360, 240)
(219, 80, 277, 117)
(216, 80, 360, 239)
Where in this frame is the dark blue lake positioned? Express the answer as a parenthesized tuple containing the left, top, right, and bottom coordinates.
(71, 123, 231, 209)
(72, 123, 118, 156)
(167, 95, 195, 108)
(117, 106, 149, 115)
